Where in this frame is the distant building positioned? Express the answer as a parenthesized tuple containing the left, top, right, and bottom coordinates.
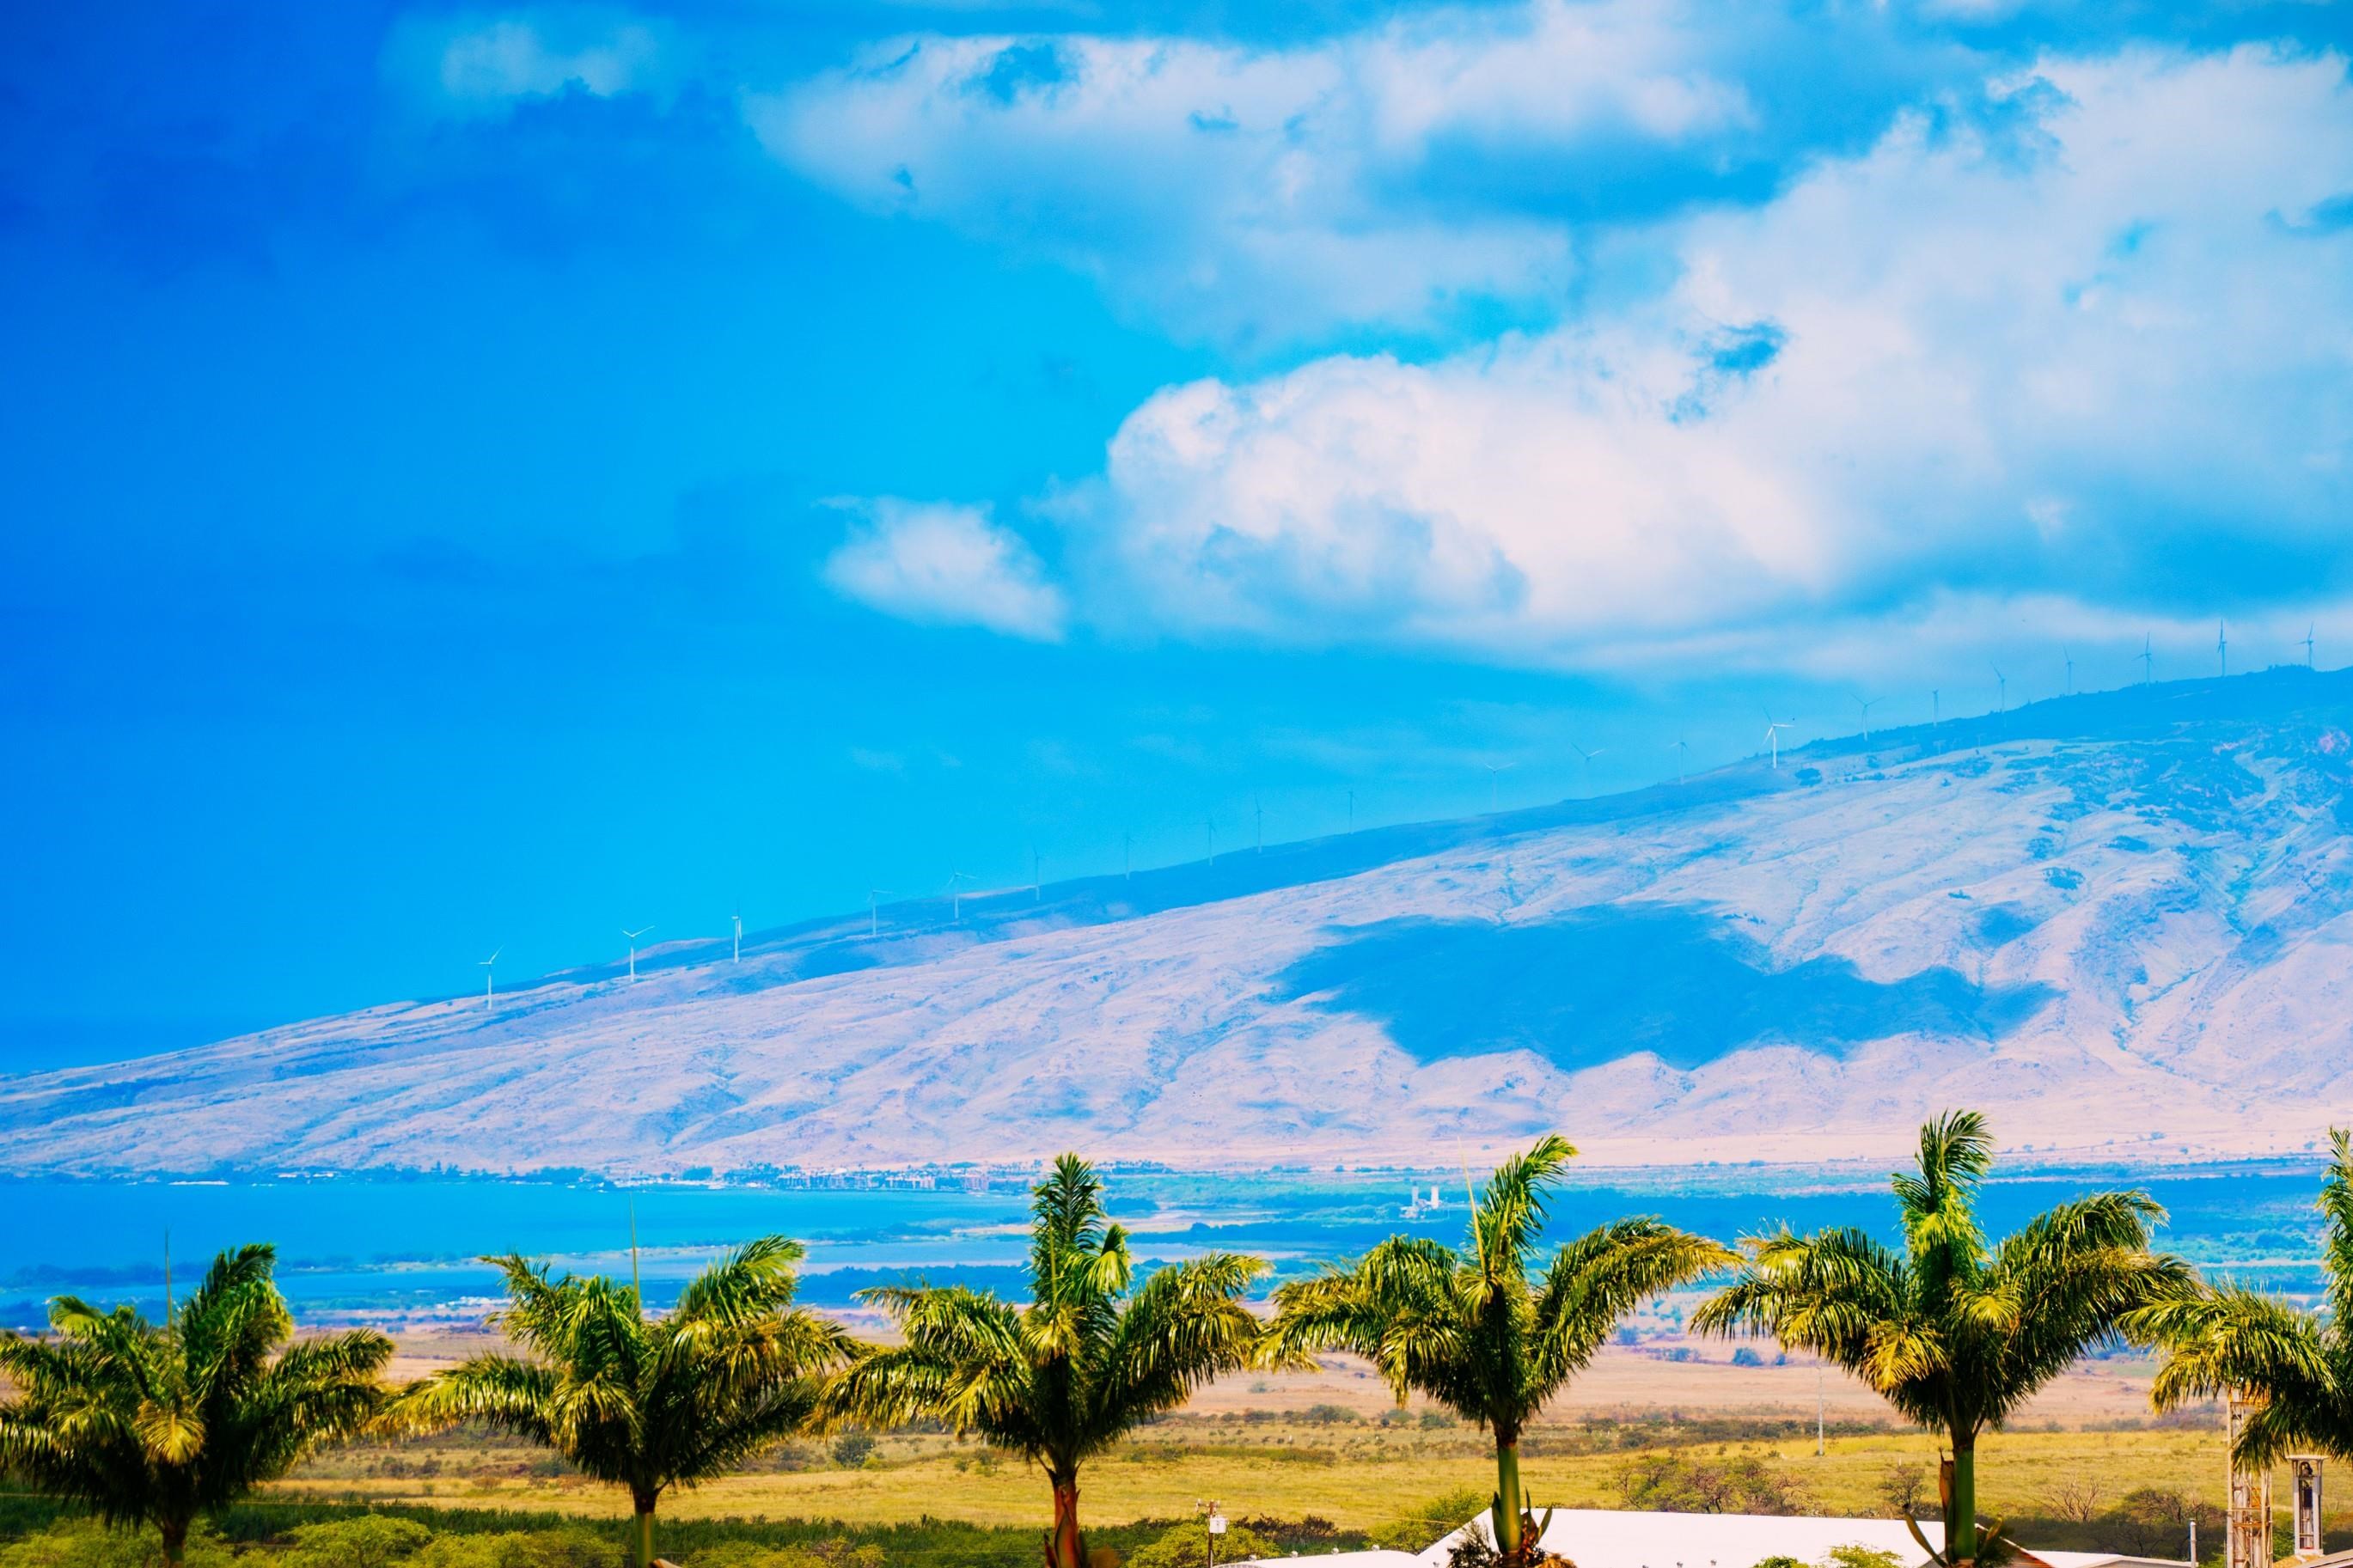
(1230, 1509, 2192, 1568)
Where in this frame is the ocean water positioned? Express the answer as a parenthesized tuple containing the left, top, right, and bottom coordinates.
(0, 1164, 2327, 1330)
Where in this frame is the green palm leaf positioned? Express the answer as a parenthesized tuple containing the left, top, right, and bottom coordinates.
(0, 1242, 391, 1567)
(394, 1233, 855, 1568)
(1270, 1135, 1729, 1566)
(2131, 1130, 2353, 1469)
(825, 1154, 1266, 1568)
(1695, 1110, 2193, 1565)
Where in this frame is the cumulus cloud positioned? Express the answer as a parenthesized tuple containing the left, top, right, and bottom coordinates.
(387, 11, 669, 116)
(822, 499, 1067, 642)
(749, 0, 1775, 342)
(1036, 46, 2353, 668)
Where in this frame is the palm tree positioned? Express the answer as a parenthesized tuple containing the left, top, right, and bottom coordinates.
(0, 1242, 392, 1566)
(1691, 1110, 2196, 1567)
(2129, 1127, 2353, 1466)
(824, 1154, 1265, 1568)
(1265, 1135, 1733, 1566)
(394, 1235, 856, 1568)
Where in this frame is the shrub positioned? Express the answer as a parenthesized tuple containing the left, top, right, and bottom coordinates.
(687, 1543, 885, 1567)
(410, 1528, 626, 1567)
(1824, 1548, 1905, 1568)
(1122, 1519, 1279, 1568)
(1612, 1453, 1809, 1516)
(830, 1435, 877, 1468)
(279, 1516, 435, 1567)
(0, 1520, 233, 1568)
(1366, 1487, 1488, 1553)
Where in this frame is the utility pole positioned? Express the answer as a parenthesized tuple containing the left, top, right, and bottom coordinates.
(1816, 1362, 1825, 1457)
(1199, 1500, 1225, 1568)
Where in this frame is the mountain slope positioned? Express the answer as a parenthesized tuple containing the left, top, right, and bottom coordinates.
(7, 668, 2353, 1175)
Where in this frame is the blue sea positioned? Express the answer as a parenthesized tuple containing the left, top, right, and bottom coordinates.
(0, 1164, 2328, 1330)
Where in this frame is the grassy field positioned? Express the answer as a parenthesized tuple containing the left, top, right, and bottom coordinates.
(272, 1422, 2240, 1530)
(255, 1343, 2302, 1553)
(4, 1339, 2314, 1562)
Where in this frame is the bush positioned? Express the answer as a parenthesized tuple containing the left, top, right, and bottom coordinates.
(411, 1528, 626, 1567)
(1366, 1487, 1487, 1553)
(830, 1434, 877, 1468)
(0, 1520, 233, 1567)
(1121, 1519, 1280, 1568)
(688, 1543, 885, 1567)
(1612, 1453, 1809, 1516)
(279, 1516, 435, 1567)
(1824, 1548, 1905, 1568)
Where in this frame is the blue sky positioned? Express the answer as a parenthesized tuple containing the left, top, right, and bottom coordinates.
(3, 0, 2350, 1062)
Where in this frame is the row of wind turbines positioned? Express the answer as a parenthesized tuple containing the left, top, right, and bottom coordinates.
(467, 620, 2320, 1010)
(1768, 619, 2313, 769)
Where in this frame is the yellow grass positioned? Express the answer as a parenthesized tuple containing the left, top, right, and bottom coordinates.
(279, 1344, 2261, 1533)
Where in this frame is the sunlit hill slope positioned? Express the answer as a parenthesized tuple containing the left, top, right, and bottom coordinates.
(6, 668, 2352, 1176)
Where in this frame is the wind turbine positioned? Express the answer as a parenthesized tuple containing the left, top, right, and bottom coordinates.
(946, 870, 976, 924)
(1665, 735, 1690, 785)
(2217, 619, 2228, 677)
(1030, 848, 1042, 900)
(1121, 832, 1134, 881)
(1852, 693, 1881, 745)
(866, 888, 893, 937)
(1205, 813, 1216, 865)
(2063, 646, 2075, 696)
(620, 926, 654, 982)
(2138, 633, 2154, 685)
(1991, 665, 2008, 714)
(1484, 762, 1515, 812)
(1569, 744, 1604, 798)
(2306, 624, 2318, 668)
(1761, 717, 1796, 770)
(479, 948, 499, 1010)
(1932, 689, 1940, 727)
(730, 906, 743, 963)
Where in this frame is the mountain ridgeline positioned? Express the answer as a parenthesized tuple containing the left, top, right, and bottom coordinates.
(4, 667, 2351, 1176)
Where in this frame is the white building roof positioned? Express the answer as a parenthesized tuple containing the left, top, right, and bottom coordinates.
(1232, 1510, 2191, 1568)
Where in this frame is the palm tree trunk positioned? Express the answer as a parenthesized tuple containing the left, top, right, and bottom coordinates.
(633, 1488, 659, 1568)
(1046, 1469, 1085, 1568)
(1493, 1431, 1526, 1560)
(1947, 1437, 1977, 1564)
(158, 1516, 188, 1568)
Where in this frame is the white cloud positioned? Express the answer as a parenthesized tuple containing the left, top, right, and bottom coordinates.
(1038, 46, 2353, 668)
(822, 498, 1068, 642)
(387, 11, 668, 116)
(749, 0, 1757, 341)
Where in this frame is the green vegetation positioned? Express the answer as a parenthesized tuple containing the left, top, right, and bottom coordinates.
(1267, 1133, 1731, 1565)
(2133, 1127, 2353, 1467)
(8, 1120, 2348, 1567)
(825, 1153, 1263, 1568)
(393, 1236, 855, 1568)
(1693, 1110, 2196, 1567)
(0, 1243, 393, 1565)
